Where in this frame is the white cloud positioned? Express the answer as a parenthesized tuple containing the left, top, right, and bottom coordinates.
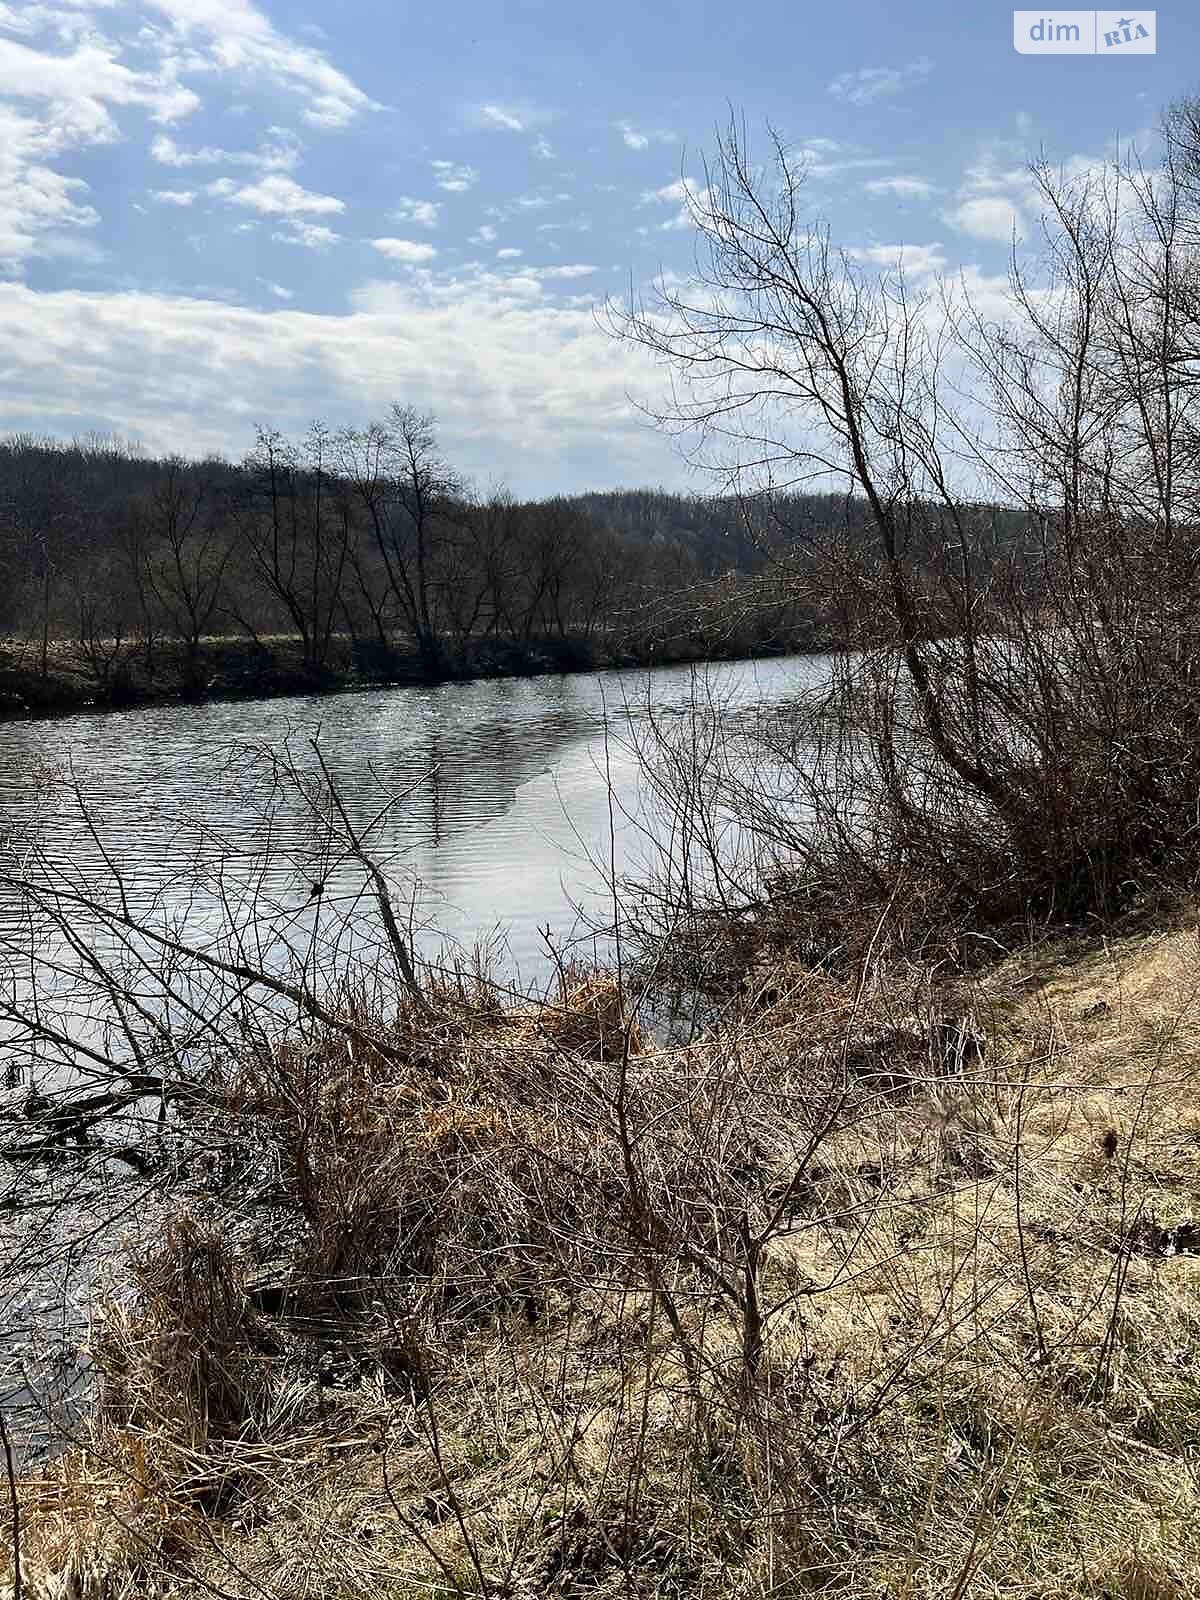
(532, 135, 554, 160)
(643, 180, 690, 204)
(152, 135, 230, 167)
(478, 102, 524, 132)
(946, 195, 1023, 242)
(0, 4, 37, 35)
(864, 175, 937, 200)
(793, 140, 893, 180)
(391, 196, 439, 228)
(470, 222, 497, 244)
(0, 276, 680, 492)
(141, 0, 378, 127)
(0, 2, 364, 269)
(616, 120, 675, 151)
(272, 219, 339, 248)
(151, 129, 301, 171)
(496, 247, 522, 259)
(224, 173, 344, 216)
(0, 32, 195, 271)
(262, 280, 293, 299)
(0, 0, 375, 143)
(467, 99, 552, 136)
(483, 191, 572, 225)
(0, 33, 200, 138)
(0, 102, 98, 271)
(641, 177, 712, 230)
(828, 57, 934, 106)
(150, 187, 196, 205)
(847, 242, 946, 276)
(517, 191, 570, 209)
(943, 147, 1037, 242)
(431, 160, 478, 193)
(941, 262, 1046, 329)
(536, 264, 595, 279)
(371, 237, 437, 264)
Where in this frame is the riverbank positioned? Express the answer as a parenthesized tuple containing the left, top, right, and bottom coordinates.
(5, 906, 1200, 1598)
(0, 619, 835, 725)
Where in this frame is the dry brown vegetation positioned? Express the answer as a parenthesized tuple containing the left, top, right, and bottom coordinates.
(4, 914, 1200, 1599)
(12, 87, 1200, 1600)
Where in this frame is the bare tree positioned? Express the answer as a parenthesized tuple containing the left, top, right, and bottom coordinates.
(0, 436, 81, 676)
(608, 114, 1200, 925)
(136, 457, 232, 686)
(230, 425, 350, 673)
(336, 406, 463, 675)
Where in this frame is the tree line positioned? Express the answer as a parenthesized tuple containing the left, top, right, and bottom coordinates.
(0, 408, 865, 703)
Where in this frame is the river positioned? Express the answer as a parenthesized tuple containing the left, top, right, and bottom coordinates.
(0, 651, 832, 988)
(0, 651, 832, 1453)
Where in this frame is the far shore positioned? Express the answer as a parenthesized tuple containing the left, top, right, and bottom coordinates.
(0, 623, 837, 727)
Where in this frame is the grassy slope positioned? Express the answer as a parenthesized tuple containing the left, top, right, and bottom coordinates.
(7, 923, 1200, 1599)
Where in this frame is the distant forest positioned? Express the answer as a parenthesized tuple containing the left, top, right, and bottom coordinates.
(0, 411, 1033, 713)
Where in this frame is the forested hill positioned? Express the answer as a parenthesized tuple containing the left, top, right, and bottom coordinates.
(570, 489, 766, 572)
(0, 426, 1041, 718)
(571, 488, 865, 574)
(0, 426, 857, 711)
(0, 428, 873, 656)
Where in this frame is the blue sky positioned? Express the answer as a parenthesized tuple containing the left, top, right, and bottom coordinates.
(0, 0, 1187, 492)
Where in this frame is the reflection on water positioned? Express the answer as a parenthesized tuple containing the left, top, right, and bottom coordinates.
(0, 653, 833, 985)
(0, 652, 836, 1455)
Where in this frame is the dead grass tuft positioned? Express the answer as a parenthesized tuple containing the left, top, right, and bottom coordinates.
(7, 932, 1200, 1597)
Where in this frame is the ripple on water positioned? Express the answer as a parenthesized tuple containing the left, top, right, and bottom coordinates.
(0, 654, 833, 980)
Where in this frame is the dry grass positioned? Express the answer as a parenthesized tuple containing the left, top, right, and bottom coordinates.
(5, 935, 1200, 1599)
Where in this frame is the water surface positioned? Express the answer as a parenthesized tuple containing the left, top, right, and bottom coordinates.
(0, 652, 833, 1453)
(0, 653, 832, 985)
